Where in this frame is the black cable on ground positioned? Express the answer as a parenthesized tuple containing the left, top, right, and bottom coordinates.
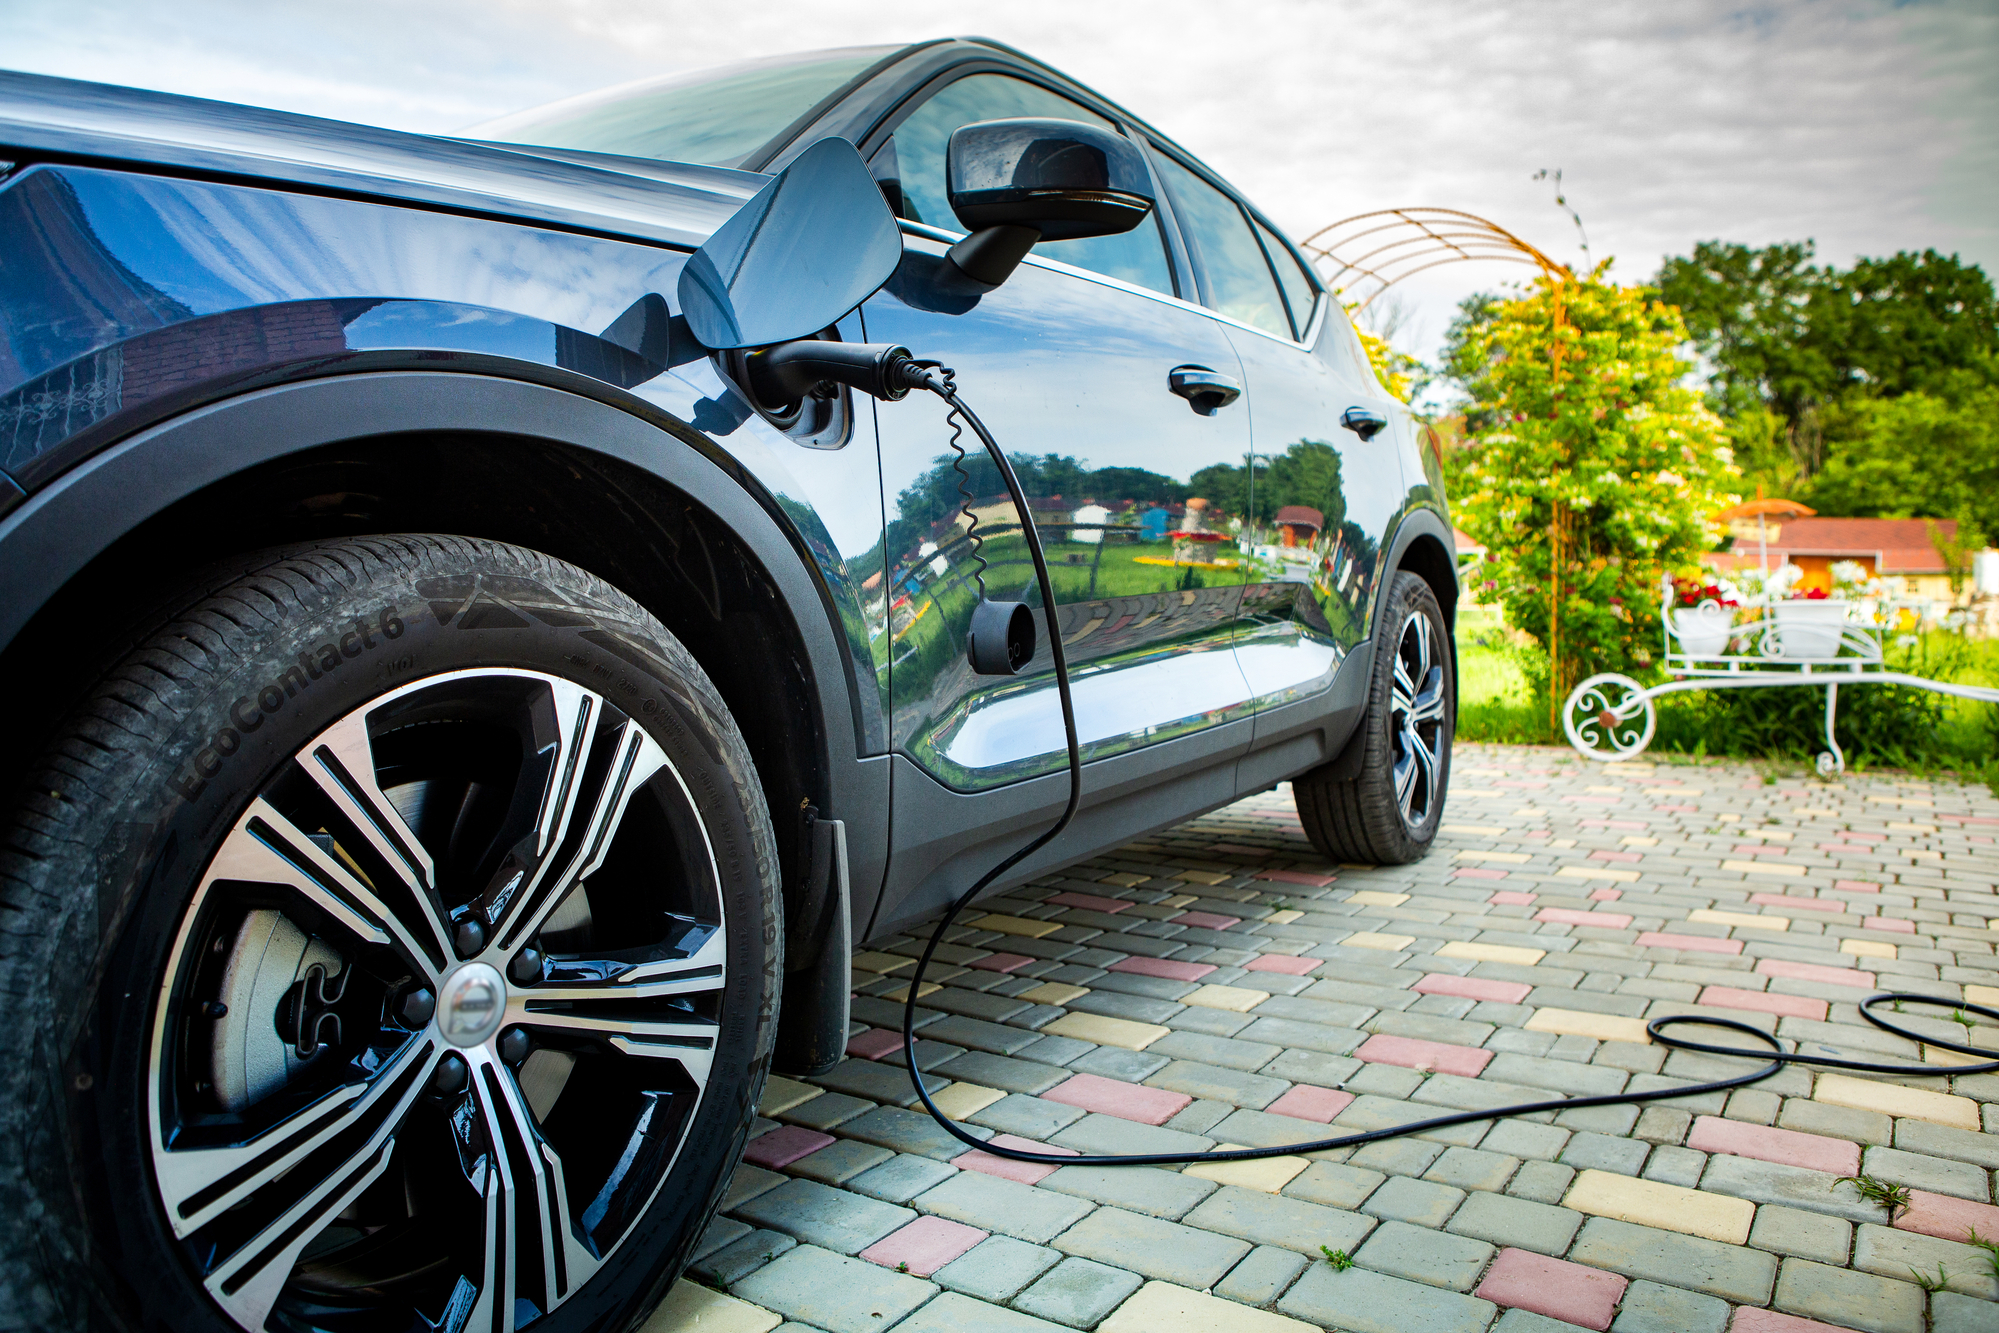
(896, 365, 1999, 1169)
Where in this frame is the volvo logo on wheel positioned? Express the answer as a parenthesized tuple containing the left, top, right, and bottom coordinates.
(437, 962, 507, 1047)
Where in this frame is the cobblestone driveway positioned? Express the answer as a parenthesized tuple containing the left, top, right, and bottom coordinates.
(647, 743, 1999, 1333)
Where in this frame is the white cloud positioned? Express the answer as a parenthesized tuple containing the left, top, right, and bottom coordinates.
(5, 0, 1992, 360)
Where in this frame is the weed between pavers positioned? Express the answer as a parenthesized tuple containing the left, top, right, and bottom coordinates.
(1966, 1228, 1999, 1282)
(1908, 1263, 1948, 1295)
(1320, 1245, 1353, 1271)
(1835, 1173, 1913, 1219)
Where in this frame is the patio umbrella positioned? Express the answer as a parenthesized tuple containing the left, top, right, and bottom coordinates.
(1713, 497, 1815, 583)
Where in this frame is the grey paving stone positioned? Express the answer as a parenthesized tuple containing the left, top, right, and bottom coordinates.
(1353, 1219, 1494, 1292)
(1050, 1206, 1249, 1288)
(935, 1052, 1070, 1095)
(880, 1290, 1067, 1333)
(1699, 1154, 1880, 1223)
(1772, 1256, 1926, 1333)
(729, 1244, 935, 1333)
(1486, 1053, 1627, 1097)
(1424, 1146, 1520, 1193)
(1164, 1005, 1255, 1036)
(1216, 1244, 1310, 1306)
(1010, 1256, 1144, 1328)
(1091, 971, 1197, 1001)
(1207, 1106, 1345, 1150)
(1639, 1144, 1705, 1188)
(1285, 1162, 1388, 1210)
(733, 1177, 915, 1255)
(1934, 1292, 1999, 1333)
(1345, 1063, 1429, 1098)
(1506, 1160, 1576, 1205)
(847, 1153, 960, 1204)
(925, 1015, 1048, 1056)
(1068, 990, 1182, 1024)
(1184, 1184, 1377, 1257)
(1350, 1137, 1445, 1177)
(851, 996, 943, 1030)
(1067, 1047, 1167, 1083)
(932, 1236, 1063, 1303)
(1280, 1263, 1499, 1333)
(1146, 1059, 1287, 1107)
(1852, 1223, 1999, 1299)
(1568, 1217, 1776, 1304)
(1558, 1131, 1650, 1177)
(1551, 1103, 1641, 1135)
(1262, 994, 1384, 1029)
(1778, 1096, 1894, 1145)
(1493, 1310, 1593, 1333)
(790, 1138, 896, 1185)
(1265, 1048, 1365, 1087)
(1361, 1174, 1466, 1228)
(1725, 1087, 1783, 1125)
(1017, 1034, 1094, 1066)
(1481, 1119, 1571, 1161)
(1747, 1203, 1853, 1265)
(1860, 1143, 1993, 1201)
(967, 1094, 1086, 1140)
(1049, 1113, 1214, 1157)
(779, 1093, 874, 1133)
(1163, 1098, 1233, 1134)
(1237, 1016, 1369, 1056)
(1039, 1164, 1216, 1220)
(1893, 1116, 1999, 1169)
(1606, 1279, 1729, 1333)
(913, 1171, 1093, 1244)
(693, 1226, 797, 1285)
(693, 1214, 752, 1262)
(725, 1164, 789, 1212)
(1445, 1190, 1583, 1256)
(813, 1059, 933, 1107)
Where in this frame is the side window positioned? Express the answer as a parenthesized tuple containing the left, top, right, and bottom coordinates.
(885, 73, 1174, 296)
(1253, 215, 1320, 339)
(1149, 151, 1290, 338)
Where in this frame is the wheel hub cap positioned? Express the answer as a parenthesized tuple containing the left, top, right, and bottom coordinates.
(437, 962, 506, 1047)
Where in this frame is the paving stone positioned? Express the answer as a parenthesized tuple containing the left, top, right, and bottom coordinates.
(928, 1015, 1058, 1056)
(1859, 1143, 1992, 1201)
(841, 1106, 993, 1161)
(1285, 1161, 1388, 1209)
(1351, 1135, 1447, 1176)
(1146, 1027, 1283, 1072)
(1686, 1115, 1860, 1175)
(1425, 1145, 1521, 1192)
(1563, 1169, 1754, 1244)
(932, 1235, 1063, 1302)
(1065, 1045, 1168, 1083)
(1771, 1257, 1926, 1333)
(790, 1139, 896, 1185)
(1164, 1098, 1234, 1134)
(1012, 1257, 1145, 1328)
(1894, 1187, 1999, 1244)
(641, 1281, 785, 1333)
(1892, 1116, 1999, 1170)
(1362, 1174, 1467, 1228)
(888, 1291, 1069, 1333)
(726, 1164, 790, 1212)
(783, 1092, 879, 1132)
(860, 1215, 988, 1277)
(814, 1059, 933, 1107)
(1747, 1203, 1853, 1264)
(1777, 1097, 1893, 1146)
(694, 1227, 798, 1285)
(1185, 1150, 1310, 1194)
(913, 1171, 1093, 1244)
(1639, 1144, 1704, 1188)
(935, 1052, 1071, 1095)
(1508, 1160, 1578, 1205)
(1491, 1311, 1595, 1333)
(1049, 1112, 1215, 1157)
(1353, 1219, 1495, 1292)
(1932, 1293, 1999, 1333)
(1447, 1189, 1583, 1255)
(1698, 1154, 1879, 1223)
(1474, 1247, 1627, 1331)
(1604, 1279, 1729, 1333)
(1039, 1163, 1216, 1220)
(968, 1093, 1087, 1140)
(1280, 1262, 1499, 1333)
(1186, 1183, 1379, 1259)
(1567, 1217, 1776, 1304)
(1103, 1280, 1322, 1333)
(733, 1178, 916, 1256)
(1852, 1222, 1999, 1299)
(847, 1154, 959, 1204)
(1217, 1244, 1311, 1306)
(1483, 1119, 1573, 1161)
(729, 1244, 935, 1333)
(1147, 1059, 1287, 1108)
(1558, 1132, 1650, 1177)
(1813, 1072, 1981, 1131)
(1050, 1206, 1250, 1288)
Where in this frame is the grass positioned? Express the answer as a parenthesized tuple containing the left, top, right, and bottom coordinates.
(1967, 1228, 1999, 1282)
(1319, 1245, 1353, 1271)
(1835, 1173, 1913, 1219)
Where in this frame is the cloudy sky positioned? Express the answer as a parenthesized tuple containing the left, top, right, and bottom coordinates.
(4, 0, 1993, 362)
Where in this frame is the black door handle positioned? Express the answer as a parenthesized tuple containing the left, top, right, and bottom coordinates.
(1169, 365, 1242, 416)
(1341, 405, 1388, 440)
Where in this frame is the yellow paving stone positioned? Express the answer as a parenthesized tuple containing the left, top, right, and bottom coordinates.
(929, 1081, 1006, 1118)
(1562, 1169, 1754, 1244)
(1923, 1045, 1988, 1068)
(879, 981, 942, 1002)
(1842, 938, 1898, 959)
(1549, 838, 1578, 849)
(1455, 850, 1533, 863)
(1173, 870, 1231, 885)
(1557, 865, 1640, 882)
(850, 951, 914, 974)
(1868, 796, 1932, 807)
(1098, 872, 1150, 887)
(1720, 860, 1807, 879)
(1164, 894, 1198, 908)
(1739, 830, 1794, 841)
(1526, 1008, 1652, 1044)
(1443, 824, 1508, 835)
(1715, 814, 1740, 822)
(638, 1279, 781, 1333)
(1101, 1281, 1319, 1333)
(1266, 909, 1304, 925)
(1347, 891, 1411, 906)
(1438, 940, 1546, 966)
(1183, 984, 1270, 1012)
(1185, 1146, 1310, 1193)
(1888, 821, 1938, 833)
(1621, 836, 1660, 847)
(1813, 1072, 1981, 1130)
(1963, 984, 1999, 1006)
(1043, 1011, 1171, 1051)
(1018, 982, 1091, 1006)
(1342, 932, 1416, 951)
(1513, 806, 1545, 816)
(1690, 908, 1790, 931)
(970, 913, 1062, 938)
(757, 1075, 823, 1118)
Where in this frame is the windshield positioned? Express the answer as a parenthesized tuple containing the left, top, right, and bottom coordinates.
(470, 46, 897, 168)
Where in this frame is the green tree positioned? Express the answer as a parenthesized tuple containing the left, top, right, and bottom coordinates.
(1444, 272, 1738, 696)
(1803, 386, 1999, 542)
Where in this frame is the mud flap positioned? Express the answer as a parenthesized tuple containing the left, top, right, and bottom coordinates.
(773, 812, 851, 1076)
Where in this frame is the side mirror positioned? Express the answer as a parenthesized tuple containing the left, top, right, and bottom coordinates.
(944, 118, 1155, 286)
(678, 137, 904, 351)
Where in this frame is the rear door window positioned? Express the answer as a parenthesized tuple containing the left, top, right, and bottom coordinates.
(1148, 151, 1290, 338)
(1253, 215, 1321, 339)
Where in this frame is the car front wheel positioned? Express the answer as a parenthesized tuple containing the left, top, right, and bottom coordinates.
(0, 536, 778, 1333)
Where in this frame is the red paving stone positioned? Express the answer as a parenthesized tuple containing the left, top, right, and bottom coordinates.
(1488, 890, 1536, 904)
(1862, 915, 1916, 933)
(1536, 907, 1635, 929)
(1686, 1115, 1859, 1175)
(1355, 1033, 1492, 1077)
(1895, 1189, 1999, 1244)
(1256, 869, 1337, 887)
(1044, 1072, 1192, 1125)
(1454, 867, 1510, 881)
(951, 1133, 1077, 1185)
(846, 1029, 905, 1060)
(1756, 958, 1876, 988)
(1832, 879, 1881, 892)
(1109, 955, 1216, 982)
(1049, 891, 1131, 913)
(1264, 1084, 1355, 1122)
(1589, 888, 1623, 901)
(1173, 910, 1242, 930)
(1638, 931, 1744, 954)
(743, 1124, 836, 1169)
(967, 952, 1034, 973)
(1697, 986, 1829, 1022)
(1414, 973, 1533, 1005)
(1731, 1311, 1852, 1333)
(1473, 1248, 1627, 1331)
(859, 1215, 988, 1275)
(1750, 893, 1844, 913)
(1588, 849, 1643, 863)
(1244, 953, 1320, 975)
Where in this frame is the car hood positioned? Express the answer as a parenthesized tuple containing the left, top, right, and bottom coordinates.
(0, 69, 766, 250)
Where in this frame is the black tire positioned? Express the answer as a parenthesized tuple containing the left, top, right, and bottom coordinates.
(1295, 571, 1455, 865)
(0, 536, 780, 1333)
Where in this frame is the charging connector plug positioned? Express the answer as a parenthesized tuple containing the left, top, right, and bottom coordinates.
(747, 340, 916, 405)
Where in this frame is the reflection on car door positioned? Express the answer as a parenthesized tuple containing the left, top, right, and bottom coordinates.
(860, 72, 1255, 791)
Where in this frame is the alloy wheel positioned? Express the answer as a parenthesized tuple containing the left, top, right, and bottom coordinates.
(146, 668, 727, 1332)
(1389, 611, 1447, 827)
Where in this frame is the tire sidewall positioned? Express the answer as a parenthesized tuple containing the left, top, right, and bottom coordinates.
(1377, 573, 1454, 853)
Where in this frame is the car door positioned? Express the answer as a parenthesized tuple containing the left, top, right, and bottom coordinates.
(1146, 146, 1407, 713)
(859, 71, 1256, 791)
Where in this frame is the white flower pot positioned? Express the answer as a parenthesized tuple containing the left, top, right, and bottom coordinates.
(1670, 606, 1734, 658)
(1773, 600, 1850, 658)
